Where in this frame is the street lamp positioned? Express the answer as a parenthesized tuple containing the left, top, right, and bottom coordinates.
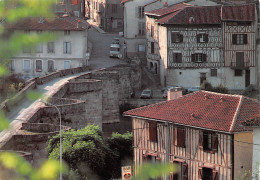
(39, 99, 62, 180)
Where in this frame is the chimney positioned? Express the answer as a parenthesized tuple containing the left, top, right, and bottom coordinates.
(167, 87, 182, 101)
(163, 2, 168, 7)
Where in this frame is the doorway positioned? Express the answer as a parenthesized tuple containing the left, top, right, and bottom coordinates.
(245, 70, 250, 87)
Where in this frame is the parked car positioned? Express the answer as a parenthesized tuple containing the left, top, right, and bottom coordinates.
(187, 86, 200, 93)
(140, 89, 153, 99)
(112, 37, 120, 44)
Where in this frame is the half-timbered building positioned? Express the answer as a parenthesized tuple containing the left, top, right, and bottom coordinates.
(124, 91, 260, 180)
(145, 3, 258, 91)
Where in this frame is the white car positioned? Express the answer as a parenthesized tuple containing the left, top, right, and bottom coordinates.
(109, 43, 121, 58)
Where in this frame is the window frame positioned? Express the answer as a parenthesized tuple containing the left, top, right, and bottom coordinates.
(191, 53, 207, 63)
(35, 59, 43, 72)
(171, 32, 183, 43)
(148, 121, 157, 142)
(138, 22, 145, 36)
(151, 42, 154, 54)
(234, 69, 243, 76)
(63, 42, 71, 54)
(199, 131, 218, 153)
(210, 69, 217, 77)
(64, 30, 70, 36)
(197, 33, 208, 43)
(64, 60, 71, 69)
(232, 34, 247, 45)
(172, 53, 182, 63)
(47, 60, 55, 72)
(47, 42, 55, 53)
(138, 6, 144, 18)
(35, 43, 43, 53)
(174, 127, 186, 148)
(23, 59, 31, 72)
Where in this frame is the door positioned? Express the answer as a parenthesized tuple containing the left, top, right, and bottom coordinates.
(200, 73, 206, 85)
(245, 70, 250, 87)
(236, 52, 244, 68)
(64, 61, 70, 69)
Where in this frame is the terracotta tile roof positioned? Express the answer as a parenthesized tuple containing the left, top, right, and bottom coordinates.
(8, 16, 89, 31)
(157, 5, 221, 25)
(145, 3, 193, 17)
(222, 4, 255, 21)
(241, 117, 260, 127)
(121, 0, 131, 4)
(124, 91, 260, 133)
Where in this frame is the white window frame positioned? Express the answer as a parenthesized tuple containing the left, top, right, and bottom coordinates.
(23, 59, 31, 72)
(35, 59, 43, 72)
(64, 60, 71, 69)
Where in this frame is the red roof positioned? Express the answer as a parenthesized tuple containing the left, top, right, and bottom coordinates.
(157, 5, 221, 24)
(8, 17, 89, 31)
(124, 91, 260, 133)
(145, 3, 193, 17)
(121, 0, 131, 4)
(222, 4, 255, 21)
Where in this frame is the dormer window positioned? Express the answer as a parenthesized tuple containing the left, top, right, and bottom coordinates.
(197, 34, 208, 43)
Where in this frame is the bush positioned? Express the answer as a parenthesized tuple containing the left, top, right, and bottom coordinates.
(200, 80, 213, 91)
(200, 81, 229, 94)
(213, 84, 229, 94)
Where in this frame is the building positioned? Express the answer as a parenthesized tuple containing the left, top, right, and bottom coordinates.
(8, 17, 89, 80)
(145, 3, 258, 91)
(89, 0, 124, 32)
(124, 91, 260, 180)
(242, 117, 260, 179)
(55, 0, 86, 18)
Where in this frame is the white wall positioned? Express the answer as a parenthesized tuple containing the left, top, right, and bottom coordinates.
(252, 128, 260, 180)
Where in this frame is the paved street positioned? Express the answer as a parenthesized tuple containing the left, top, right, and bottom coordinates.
(88, 27, 126, 69)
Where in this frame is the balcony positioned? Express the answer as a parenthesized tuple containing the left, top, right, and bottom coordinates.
(230, 61, 249, 69)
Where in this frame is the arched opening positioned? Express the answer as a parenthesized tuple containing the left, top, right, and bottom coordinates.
(150, 62, 153, 70)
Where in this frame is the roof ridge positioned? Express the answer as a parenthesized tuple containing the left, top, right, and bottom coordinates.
(200, 90, 243, 98)
(229, 95, 243, 132)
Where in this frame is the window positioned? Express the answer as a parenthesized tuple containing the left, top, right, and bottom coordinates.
(63, 42, 71, 54)
(173, 53, 182, 63)
(9, 60, 15, 71)
(148, 121, 157, 142)
(138, 6, 144, 18)
(74, 11, 80, 17)
(72, 0, 79, 5)
(199, 131, 218, 152)
(47, 42, 55, 53)
(236, 52, 244, 67)
(174, 128, 185, 148)
(234, 69, 243, 76)
(64, 30, 70, 35)
(64, 60, 71, 69)
(138, 44, 145, 52)
(151, 42, 154, 54)
(211, 69, 217, 77)
(35, 60, 42, 72)
(197, 34, 208, 43)
(170, 162, 188, 180)
(232, 34, 247, 45)
(138, 22, 145, 36)
(112, 4, 117, 13)
(23, 60, 30, 72)
(199, 167, 218, 180)
(151, 26, 154, 38)
(191, 53, 206, 62)
(48, 60, 55, 72)
(171, 32, 183, 43)
(35, 43, 43, 53)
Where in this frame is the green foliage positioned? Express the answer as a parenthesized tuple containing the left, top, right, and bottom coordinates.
(47, 125, 133, 179)
(200, 81, 229, 94)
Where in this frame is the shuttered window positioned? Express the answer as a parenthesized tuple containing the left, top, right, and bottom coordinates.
(138, 22, 145, 36)
(171, 32, 183, 43)
(232, 34, 247, 45)
(191, 53, 206, 62)
(170, 162, 188, 180)
(63, 42, 71, 54)
(148, 121, 157, 142)
(174, 128, 185, 148)
(199, 131, 218, 153)
(199, 167, 218, 180)
(173, 53, 182, 63)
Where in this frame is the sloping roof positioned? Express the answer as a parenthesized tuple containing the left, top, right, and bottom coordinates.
(8, 16, 89, 31)
(145, 2, 193, 17)
(157, 5, 221, 24)
(124, 91, 260, 133)
(222, 3, 255, 21)
(242, 117, 260, 127)
(121, 0, 131, 4)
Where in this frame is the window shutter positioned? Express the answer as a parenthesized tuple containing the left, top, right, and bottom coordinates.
(213, 170, 218, 180)
(149, 122, 157, 142)
(171, 33, 176, 43)
(205, 34, 209, 43)
(212, 134, 218, 153)
(244, 34, 247, 44)
(191, 54, 195, 62)
(232, 34, 237, 44)
(180, 34, 183, 43)
(198, 167, 203, 180)
(182, 163, 188, 180)
(197, 34, 200, 43)
(199, 131, 203, 149)
(177, 128, 185, 148)
(202, 54, 207, 62)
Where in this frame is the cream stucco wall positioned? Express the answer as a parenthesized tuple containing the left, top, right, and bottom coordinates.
(234, 132, 253, 179)
(11, 29, 87, 79)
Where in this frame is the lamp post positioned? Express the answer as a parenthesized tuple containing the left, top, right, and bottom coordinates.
(40, 99, 62, 180)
